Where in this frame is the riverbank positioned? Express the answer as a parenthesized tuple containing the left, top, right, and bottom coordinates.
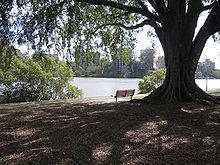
(0, 94, 148, 109)
(70, 77, 220, 97)
(0, 95, 219, 164)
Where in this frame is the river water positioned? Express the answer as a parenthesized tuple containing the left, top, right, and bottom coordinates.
(70, 77, 220, 97)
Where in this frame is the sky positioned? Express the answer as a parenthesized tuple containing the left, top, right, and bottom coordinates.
(134, 12, 220, 69)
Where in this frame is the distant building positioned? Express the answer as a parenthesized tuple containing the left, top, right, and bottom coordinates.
(116, 56, 124, 74)
(139, 48, 154, 72)
(204, 59, 215, 72)
(156, 56, 165, 69)
(196, 59, 215, 77)
(93, 53, 100, 66)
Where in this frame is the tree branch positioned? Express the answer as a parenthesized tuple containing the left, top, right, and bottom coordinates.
(135, 0, 164, 22)
(148, 0, 166, 16)
(90, 19, 153, 35)
(183, 0, 203, 52)
(135, 0, 148, 11)
(158, 0, 167, 11)
(190, 1, 220, 68)
(105, 12, 132, 19)
(74, 0, 161, 22)
(203, 0, 218, 11)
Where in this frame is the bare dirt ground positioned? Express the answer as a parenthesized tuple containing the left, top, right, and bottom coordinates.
(0, 99, 219, 165)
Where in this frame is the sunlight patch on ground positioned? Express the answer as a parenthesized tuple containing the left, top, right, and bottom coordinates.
(59, 117, 79, 122)
(124, 144, 133, 153)
(22, 137, 50, 146)
(202, 137, 215, 145)
(0, 147, 53, 163)
(92, 142, 113, 162)
(124, 122, 161, 143)
(87, 109, 116, 115)
(122, 154, 146, 165)
(206, 122, 220, 126)
(0, 153, 23, 163)
(123, 120, 191, 150)
(28, 147, 51, 153)
(181, 106, 207, 114)
(80, 122, 101, 128)
(160, 135, 189, 149)
(0, 141, 7, 147)
(0, 113, 11, 118)
(19, 114, 36, 121)
(2, 128, 39, 138)
(18, 110, 52, 121)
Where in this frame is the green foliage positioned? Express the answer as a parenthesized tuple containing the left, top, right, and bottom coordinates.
(211, 70, 220, 79)
(1, 56, 51, 102)
(121, 47, 132, 65)
(65, 85, 83, 99)
(0, 37, 17, 71)
(207, 89, 220, 94)
(139, 69, 166, 94)
(0, 52, 83, 103)
(1, 0, 140, 65)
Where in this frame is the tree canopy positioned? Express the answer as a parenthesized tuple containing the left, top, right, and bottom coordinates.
(1, 1, 219, 50)
(1, 0, 220, 103)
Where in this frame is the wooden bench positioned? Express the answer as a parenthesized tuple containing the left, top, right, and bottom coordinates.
(114, 89, 135, 102)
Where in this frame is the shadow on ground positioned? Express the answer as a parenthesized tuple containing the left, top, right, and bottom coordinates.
(0, 101, 219, 164)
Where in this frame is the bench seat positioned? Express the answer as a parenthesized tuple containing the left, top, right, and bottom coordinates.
(114, 89, 135, 102)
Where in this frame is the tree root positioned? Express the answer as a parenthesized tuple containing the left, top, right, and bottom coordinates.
(131, 90, 220, 105)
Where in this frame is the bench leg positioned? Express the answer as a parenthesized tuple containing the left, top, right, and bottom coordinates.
(131, 96, 132, 100)
(116, 97, 117, 102)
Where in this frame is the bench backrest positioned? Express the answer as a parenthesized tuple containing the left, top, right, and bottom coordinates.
(125, 89, 135, 96)
(116, 89, 135, 97)
(116, 90, 127, 97)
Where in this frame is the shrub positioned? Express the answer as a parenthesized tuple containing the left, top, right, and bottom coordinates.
(139, 69, 166, 94)
(0, 52, 83, 103)
(65, 85, 83, 99)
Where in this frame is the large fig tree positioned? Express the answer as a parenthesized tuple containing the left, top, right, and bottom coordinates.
(1, 0, 220, 103)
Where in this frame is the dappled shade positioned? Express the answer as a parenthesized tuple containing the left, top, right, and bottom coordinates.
(0, 101, 219, 164)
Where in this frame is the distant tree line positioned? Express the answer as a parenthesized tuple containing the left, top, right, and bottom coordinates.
(210, 69, 220, 79)
(198, 69, 220, 79)
(70, 48, 155, 78)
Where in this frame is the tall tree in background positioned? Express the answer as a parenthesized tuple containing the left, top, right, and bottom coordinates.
(1, 0, 220, 103)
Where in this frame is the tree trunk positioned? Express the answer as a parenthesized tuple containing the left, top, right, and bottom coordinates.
(143, 60, 217, 104)
(140, 1, 220, 104)
(141, 34, 219, 104)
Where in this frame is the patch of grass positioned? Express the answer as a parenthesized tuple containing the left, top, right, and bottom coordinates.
(133, 93, 148, 99)
(208, 89, 220, 94)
